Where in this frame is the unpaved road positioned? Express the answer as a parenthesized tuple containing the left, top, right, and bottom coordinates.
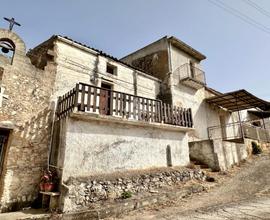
(116, 153, 270, 220)
(177, 197, 270, 220)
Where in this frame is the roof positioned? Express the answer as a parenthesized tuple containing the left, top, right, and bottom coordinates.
(29, 34, 160, 81)
(168, 36, 206, 61)
(248, 110, 270, 118)
(206, 89, 270, 111)
(55, 35, 150, 74)
(205, 86, 223, 96)
(121, 35, 206, 62)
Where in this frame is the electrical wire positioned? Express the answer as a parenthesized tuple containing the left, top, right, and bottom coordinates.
(1, 47, 161, 97)
(208, 0, 270, 35)
(55, 59, 159, 97)
(242, 0, 270, 19)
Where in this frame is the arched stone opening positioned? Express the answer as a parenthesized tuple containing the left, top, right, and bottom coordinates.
(0, 38, 16, 65)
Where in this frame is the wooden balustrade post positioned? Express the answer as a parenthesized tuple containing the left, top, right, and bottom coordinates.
(74, 83, 79, 112)
(80, 84, 85, 111)
(93, 87, 97, 112)
(110, 91, 114, 116)
(87, 86, 91, 112)
(189, 108, 193, 127)
(163, 103, 167, 123)
(127, 95, 131, 119)
(133, 97, 137, 119)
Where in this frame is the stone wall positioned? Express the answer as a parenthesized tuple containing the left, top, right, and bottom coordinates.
(0, 29, 56, 212)
(60, 167, 206, 212)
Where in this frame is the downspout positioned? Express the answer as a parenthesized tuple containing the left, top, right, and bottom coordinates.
(90, 54, 100, 85)
(133, 70, 138, 96)
(235, 95, 244, 141)
(47, 41, 59, 170)
(167, 38, 173, 105)
(167, 38, 173, 73)
(48, 101, 57, 169)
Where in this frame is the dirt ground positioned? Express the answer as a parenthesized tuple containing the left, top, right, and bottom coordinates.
(112, 153, 270, 220)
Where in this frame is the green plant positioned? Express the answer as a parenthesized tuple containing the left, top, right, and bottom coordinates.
(121, 191, 132, 199)
(251, 141, 262, 155)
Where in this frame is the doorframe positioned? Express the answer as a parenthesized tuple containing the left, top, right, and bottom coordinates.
(0, 128, 11, 177)
(0, 127, 12, 202)
(100, 82, 113, 115)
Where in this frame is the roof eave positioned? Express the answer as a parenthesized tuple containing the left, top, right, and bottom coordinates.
(168, 36, 206, 61)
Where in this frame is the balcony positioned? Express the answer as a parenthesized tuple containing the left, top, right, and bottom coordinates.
(56, 83, 193, 128)
(174, 63, 206, 89)
(208, 122, 270, 143)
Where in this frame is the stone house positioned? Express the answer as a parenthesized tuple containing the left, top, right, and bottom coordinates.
(0, 28, 269, 213)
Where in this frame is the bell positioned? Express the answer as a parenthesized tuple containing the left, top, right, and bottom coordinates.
(1, 47, 9, 54)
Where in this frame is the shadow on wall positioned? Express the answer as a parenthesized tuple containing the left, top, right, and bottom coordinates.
(68, 118, 185, 141)
(189, 139, 248, 171)
(191, 101, 209, 141)
(0, 107, 53, 212)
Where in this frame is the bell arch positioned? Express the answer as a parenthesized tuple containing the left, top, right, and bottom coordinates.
(0, 38, 16, 64)
(0, 28, 26, 65)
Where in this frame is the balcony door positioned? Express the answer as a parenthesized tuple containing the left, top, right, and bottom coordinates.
(100, 83, 112, 115)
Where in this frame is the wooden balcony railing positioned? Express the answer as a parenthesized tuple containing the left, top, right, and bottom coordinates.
(57, 83, 193, 128)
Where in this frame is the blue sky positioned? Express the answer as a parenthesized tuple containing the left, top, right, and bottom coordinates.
(2, 0, 270, 100)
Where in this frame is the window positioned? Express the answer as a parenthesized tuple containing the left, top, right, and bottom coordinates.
(106, 63, 117, 75)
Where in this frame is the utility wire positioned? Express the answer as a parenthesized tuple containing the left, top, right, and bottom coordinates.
(208, 0, 270, 35)
(242, 0, 270, 18)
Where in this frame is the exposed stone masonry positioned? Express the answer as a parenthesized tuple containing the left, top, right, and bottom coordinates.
(0, 29, 56, 212)
(63, 168, 206, 211)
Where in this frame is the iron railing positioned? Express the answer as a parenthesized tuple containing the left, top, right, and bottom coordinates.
(174, 63, 206, 85)
(57, 83, 193, 128)
(208, 122, 270, 142)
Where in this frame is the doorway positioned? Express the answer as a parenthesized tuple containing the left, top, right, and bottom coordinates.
(100, 83, 112, 115)
(0, 129, 10, 176)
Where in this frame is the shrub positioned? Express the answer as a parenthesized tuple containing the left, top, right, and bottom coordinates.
(121, 191, 132, 199)
(251, 141, 262, 155)
(186, 162, 196, 169)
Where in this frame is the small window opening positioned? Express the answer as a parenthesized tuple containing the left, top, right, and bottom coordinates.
(166, 145, 172, 167)
(252, 120, 262, 127)
(106, 63, 117, 75)
(0, 39, 15, 65)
